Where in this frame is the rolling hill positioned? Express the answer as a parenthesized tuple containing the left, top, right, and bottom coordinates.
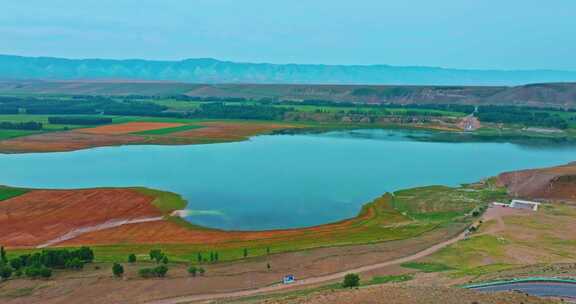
(2, 80, 576, 108)
(2, 54, 576, 86)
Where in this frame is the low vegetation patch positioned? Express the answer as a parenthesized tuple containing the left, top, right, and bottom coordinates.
(401, 262, 453, 273)
(133, 124, 203, 135)
(134, 187, 187, 214)
(369, 274, 414, 285)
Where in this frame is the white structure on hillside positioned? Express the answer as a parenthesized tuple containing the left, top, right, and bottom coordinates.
(509, 199, 541, 211)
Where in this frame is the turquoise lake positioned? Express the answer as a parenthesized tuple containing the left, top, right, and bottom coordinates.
(1, 129, 575, 231)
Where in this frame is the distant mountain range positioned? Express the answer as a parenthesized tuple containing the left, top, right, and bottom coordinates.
(2, 55, 576, 86)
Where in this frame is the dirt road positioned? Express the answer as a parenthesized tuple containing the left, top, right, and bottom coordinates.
(146, 229, 468, 304)
(37, 216, 164, 248)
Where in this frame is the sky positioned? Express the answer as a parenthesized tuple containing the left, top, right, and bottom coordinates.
(1, 0, 575, 70)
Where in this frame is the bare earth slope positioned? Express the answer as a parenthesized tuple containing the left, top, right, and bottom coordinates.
(497, 162, 576, 201)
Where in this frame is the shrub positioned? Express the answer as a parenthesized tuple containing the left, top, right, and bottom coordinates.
(128, 254, 136, 263)
(112, 263, 124, 277)
(10, 258, 23, 270)
(25, 266, 52, 279)
(139, 265, 168, 278)
(40, 267, 52, 279)
(154, 265, 168, 277)
(198, 267, 205, 276)
(139, 268, 155, 278)
(342, 273, 360, 288)
(65, 257, 84, 270)
(0, 265, 13, 280)
(187, 266, 197, 277)
(24, 267, 40, 278)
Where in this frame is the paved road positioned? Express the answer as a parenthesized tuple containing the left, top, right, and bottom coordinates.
(472, 282, 576, 301)
(146, 230, 468, 304)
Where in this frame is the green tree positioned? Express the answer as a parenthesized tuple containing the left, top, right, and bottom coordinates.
(266, 247, 271, 255)
(197, 253, 202, 263)
(149, 249, 164, 264)
(112, 263, 124, 277)
(0, 246, 6, 263)
(128, 254, 136, 263)
(161, 256, 169, 265)
(342, 273, 360, 288)
(198, 267, 205, 276)
(77, 246, 94, 262)
(243, 248, 248, 258)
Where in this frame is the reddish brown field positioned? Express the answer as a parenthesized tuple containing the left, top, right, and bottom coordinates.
(0, 132, 145, 153)
(75, 122, 185, 134)
(0, 121, 297, 153)
(171, 121, 296, 140)
(0, 189, 160, 247)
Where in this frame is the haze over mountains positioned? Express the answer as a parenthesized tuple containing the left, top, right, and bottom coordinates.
(2, 55, 576, 86)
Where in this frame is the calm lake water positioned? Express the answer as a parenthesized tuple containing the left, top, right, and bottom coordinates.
(1, 129, 575, 231)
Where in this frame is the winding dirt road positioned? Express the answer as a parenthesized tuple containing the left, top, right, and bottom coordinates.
(146, 229, 468, 304)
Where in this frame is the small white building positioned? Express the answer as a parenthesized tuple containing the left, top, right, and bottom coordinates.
(510, 199, 541, 211)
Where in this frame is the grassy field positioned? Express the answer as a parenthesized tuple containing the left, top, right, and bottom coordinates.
(416, 201, 576, 280)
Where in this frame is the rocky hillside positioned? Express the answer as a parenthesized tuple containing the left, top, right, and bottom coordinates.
(2, 54, 576, 86)
(497, 162, 576, 202)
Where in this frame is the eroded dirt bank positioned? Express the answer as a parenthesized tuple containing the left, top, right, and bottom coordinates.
(497, 162, 576, 202)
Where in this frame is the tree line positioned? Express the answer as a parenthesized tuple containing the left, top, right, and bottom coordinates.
(0, 121, 43, 130)
(0, 246, 94, 280)
(477, 106, 571, 129)
(48, 116, 113, 125)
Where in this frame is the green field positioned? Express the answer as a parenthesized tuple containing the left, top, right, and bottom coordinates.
(0, 186, 29, 201)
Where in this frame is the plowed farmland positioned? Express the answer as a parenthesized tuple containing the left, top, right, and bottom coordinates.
(0, 188, 160, 247)
(0, 132, 144, 153)
(171, 121, 296, 141)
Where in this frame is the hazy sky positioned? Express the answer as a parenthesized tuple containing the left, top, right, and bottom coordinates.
(1, 0, 575, 70)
